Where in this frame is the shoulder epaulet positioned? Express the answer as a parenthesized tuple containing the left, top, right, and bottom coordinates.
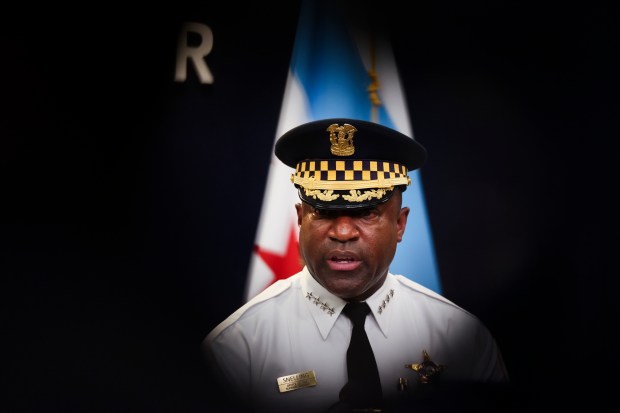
(392, 274, 477, 318)
(205, 275, 296, 341)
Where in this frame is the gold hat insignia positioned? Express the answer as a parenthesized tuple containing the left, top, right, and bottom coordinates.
(327, 123, 356, 156)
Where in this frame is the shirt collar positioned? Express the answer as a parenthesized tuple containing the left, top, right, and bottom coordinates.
(300, 268, 397, 340)
(365, 274, 396, 338)
(301, 268, 347, 340)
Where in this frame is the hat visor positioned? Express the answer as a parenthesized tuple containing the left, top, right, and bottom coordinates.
(297, 186, 398, 210)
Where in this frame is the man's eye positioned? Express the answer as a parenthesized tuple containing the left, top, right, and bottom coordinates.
(358, 209, 379, 219)
(311, 207, 378, 219)
(313, 208, 330, 217)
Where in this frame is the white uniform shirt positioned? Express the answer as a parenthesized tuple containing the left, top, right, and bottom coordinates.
(203, 267, 508, 412)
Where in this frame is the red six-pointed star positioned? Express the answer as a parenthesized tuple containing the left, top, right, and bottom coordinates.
(254, 223, 303, 288)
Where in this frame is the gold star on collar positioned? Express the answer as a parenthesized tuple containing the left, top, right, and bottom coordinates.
(405, 350, 445, 384)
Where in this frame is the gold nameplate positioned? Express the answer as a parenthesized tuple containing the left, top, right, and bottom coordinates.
(276, 370, 317, 393)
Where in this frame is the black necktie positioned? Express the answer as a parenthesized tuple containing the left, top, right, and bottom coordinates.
(337, 301, 383, 410)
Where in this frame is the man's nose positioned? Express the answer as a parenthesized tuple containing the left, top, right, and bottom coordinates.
(328, 215, 360, 242)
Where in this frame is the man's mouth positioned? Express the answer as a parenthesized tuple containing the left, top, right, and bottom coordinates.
(331, 256, 354, 262)
(327, 252, 361, 271)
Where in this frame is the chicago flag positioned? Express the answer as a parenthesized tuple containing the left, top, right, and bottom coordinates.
(245, 0, 441, 301)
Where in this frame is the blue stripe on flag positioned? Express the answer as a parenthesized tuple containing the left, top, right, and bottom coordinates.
(292, 0, 373, 120)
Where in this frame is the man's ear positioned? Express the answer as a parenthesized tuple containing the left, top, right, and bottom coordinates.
(295, 203, 303, 227)
(396, 206, 410, 242)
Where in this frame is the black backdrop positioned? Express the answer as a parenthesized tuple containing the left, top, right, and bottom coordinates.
(3, 1, 617, 412)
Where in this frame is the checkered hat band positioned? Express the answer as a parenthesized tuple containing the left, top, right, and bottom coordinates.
(292, 159, 410, 190)
(296, 160, 407, 176)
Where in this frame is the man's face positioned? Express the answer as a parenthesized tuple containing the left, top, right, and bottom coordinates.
(295, 191, 409, 301)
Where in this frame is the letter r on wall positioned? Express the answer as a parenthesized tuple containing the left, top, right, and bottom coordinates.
(175, 22, 213, 84)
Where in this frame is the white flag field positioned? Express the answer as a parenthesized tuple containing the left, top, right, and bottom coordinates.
(245, 0, 440, 301)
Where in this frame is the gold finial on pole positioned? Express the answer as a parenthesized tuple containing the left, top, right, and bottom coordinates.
(367, 36, 382, 123)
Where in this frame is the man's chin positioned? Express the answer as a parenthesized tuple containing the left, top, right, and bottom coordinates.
(324, 280, 369, 301)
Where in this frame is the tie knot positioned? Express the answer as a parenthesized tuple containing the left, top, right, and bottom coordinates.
(342, 301, 371, 327)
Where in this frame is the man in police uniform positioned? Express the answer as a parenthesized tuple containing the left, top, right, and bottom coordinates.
(203, 118, 510, 412)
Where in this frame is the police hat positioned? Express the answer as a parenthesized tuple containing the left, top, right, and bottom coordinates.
(275, 118, 427, 209)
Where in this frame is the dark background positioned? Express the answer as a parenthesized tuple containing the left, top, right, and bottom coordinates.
(2, 1, 617, 412)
